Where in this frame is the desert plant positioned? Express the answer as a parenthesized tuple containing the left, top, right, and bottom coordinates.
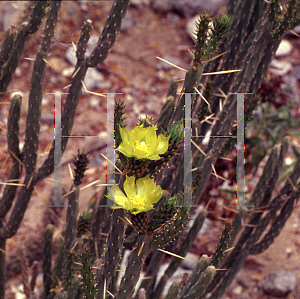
(0, 0, 299, 299)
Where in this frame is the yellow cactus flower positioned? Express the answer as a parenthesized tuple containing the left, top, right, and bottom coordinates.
(116, 125, 169, 160)
(107, 175, 164, 215)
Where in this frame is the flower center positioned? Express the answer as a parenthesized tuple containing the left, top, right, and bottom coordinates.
(129, 194, 145, 207)
(134, 140, 149, 154)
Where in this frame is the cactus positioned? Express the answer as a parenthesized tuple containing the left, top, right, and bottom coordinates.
(1, 1, 300, 299)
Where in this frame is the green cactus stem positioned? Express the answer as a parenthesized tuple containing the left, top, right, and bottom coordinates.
(0, 26, 16, 76)
(210, 220, 232, 267)
(76, 19, 93, 61)
(115, 234, 151, 299)
(64, 187, 79, 266)
(81, 245, 97, 299)
(87, 0, 130, 67)
(0, 0, 48, 97)
(23, 0, 62, 174)
(43, 224, 54, 298)
(179, 255, 211, 297)
(152, 208, 207, 299)
(97, 209, 126, 298)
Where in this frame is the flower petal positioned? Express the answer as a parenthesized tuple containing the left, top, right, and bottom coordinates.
(107, 185, 127, 207)
(156, 134, 169, 155)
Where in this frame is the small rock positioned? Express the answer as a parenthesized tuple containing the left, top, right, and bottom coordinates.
(130, 0, 150, 7)
(48, 56, 69, 73)
(65, 46, 77, 66)
(152, 0, 173, 13)
(269, 59, 292, 76)
(1, 4, 18, 31)
(275, 40, 293, 57)
(232, 285, 243, 295)
(181, 252, 199, 270)
(152, 0, 227, 16)
(292, 65, 300, 80)
(262, 270, 296, 297)
(84, 68, 104, 90)
(172, 0, 226, 17)
(121, 11, 135, 32)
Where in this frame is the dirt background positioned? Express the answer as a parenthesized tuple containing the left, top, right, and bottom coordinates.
(0, 1, 300, 298)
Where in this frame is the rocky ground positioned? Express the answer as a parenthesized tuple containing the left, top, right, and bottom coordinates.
(0, 1, 300, 298)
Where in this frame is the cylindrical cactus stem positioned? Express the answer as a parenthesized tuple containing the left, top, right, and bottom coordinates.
(97, 209, 126, 298)
(0, 94, 23, 218)
(210, 220, 232, 268)
(0, 26, 16, 74)
(7, 94, 22, 160)
(150, 206, 190, 250)
(0, 172, 37, 240)
(26, 0, 49, 34)
(64, 187, 79, 274)
(152, 209, 206, 299)
(23, 0, 61, 174)
(0, 0, 47, 97)
(43, 224, 54, 298)
(40, 0, 62, 52)
(76, 19, 93, 61)
(87, 0, 130, 67)
(183, 265, 216, 299)
(63, 249, 75, 292)
(179, 255, 210, 297)
(81, 245, 97, 299)
(115, 234, 152, 299)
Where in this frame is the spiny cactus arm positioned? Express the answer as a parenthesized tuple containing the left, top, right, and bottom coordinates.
(97, 209, 127, 299)
(43, 224, 54, 298)
(91, 187, 111, 241)
(169, 62, 204, 125)
(150, 206, 190, 250)
(51, 231, 66, 290)
(7, 94, 22, 160)
(37, 58, 88, 180)
(0, 172, 36, 240)
(210, 221, 232, 268)
(165, 281, 181, 299)
(87, 0, 130, 67)
(135, 248, 167, 298)
(81, 246, 97, 299)
(66, 275, 81, 299)
(76, 19, 93, 61)
(269, 157, 300, 216)
(0, 96, 23, 218)
(0, 26, 16, 74)
(179, 255, 211, 297)
(64, 188, 79, 255)
(157, 79, 177, 133)
(271, 0, 300, 39)
(205, 250, 248, 299)
(0, 0, 48, 97)
(183, 265, 216, 299)
(23, 0, 61, 174)
(63, 250, 75, 292)
(152, 209, 207, 299)
(204, 144, 281, 294)
(115, 234, 151, 299)
(26, 0, 49, 34)
(250, 182, 300, 255)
